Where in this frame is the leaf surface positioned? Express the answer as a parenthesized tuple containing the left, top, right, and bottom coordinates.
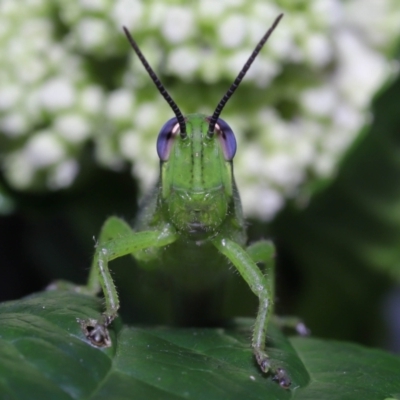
(0, 291, 399, 400)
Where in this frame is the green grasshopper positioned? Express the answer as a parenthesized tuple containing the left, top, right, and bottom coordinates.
(80, 13, 291, 388)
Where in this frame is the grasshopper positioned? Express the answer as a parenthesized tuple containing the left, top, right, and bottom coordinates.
(80, 13, 290, 388)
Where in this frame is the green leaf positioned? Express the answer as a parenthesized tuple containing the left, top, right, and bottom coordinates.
(0, 291, 399, 400)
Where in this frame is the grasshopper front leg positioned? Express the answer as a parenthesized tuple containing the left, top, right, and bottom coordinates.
(81, 216, 178, 346)
(212, 236, 290, 389)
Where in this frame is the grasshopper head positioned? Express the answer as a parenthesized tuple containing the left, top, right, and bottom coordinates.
(123, 14, 283, 235)
(158, 114, 236, 235)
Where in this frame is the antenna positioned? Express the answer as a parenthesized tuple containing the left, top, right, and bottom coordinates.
(123, 26, 187, 137)
(207, 13, 283, 136)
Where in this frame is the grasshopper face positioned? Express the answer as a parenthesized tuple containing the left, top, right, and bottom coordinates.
(158, 114, 237, 235)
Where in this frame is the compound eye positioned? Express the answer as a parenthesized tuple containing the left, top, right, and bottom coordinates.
(156, 117, 180, 161)
(215, 118, 237, 160)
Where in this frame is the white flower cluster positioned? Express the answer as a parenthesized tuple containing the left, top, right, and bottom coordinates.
(0, 0, 399, 219)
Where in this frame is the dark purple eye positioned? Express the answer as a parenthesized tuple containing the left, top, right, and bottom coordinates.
(156, 117, 179, 161)
(214, 118, 237, 160)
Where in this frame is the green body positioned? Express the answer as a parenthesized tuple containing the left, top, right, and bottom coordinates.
(134, 114, 244, 293)
(77, 14, 291, 388)
(82, 110, 283, 384)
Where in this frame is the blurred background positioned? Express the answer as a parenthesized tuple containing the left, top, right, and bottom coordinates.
(1, 0, 400, 352)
